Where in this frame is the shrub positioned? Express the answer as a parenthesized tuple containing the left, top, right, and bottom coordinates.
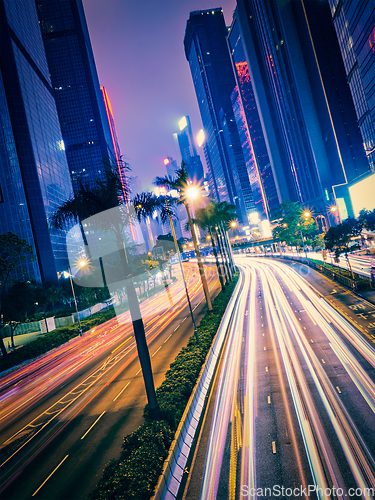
(89, 273, 239, 500)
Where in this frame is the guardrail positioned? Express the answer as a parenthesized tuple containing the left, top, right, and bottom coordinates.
(152, 271, 244, 500)
(269, 254, 372, 291)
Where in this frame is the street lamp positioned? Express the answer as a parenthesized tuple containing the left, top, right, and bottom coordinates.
(183, 183, 213, 312)
(64, 259, 88, 336)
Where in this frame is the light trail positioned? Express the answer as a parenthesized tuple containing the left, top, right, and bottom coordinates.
(197, 258, 375, 500)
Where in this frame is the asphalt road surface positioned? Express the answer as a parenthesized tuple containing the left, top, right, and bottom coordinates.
(184, 257, 375, 500)
(0, 263, 220, 500)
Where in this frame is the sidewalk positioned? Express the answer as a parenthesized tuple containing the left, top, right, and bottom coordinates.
(3, 331, 44, 353)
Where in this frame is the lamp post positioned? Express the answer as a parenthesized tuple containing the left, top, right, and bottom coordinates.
(297, 223, 308, 260)
(184, 185, 213, 312)
(64, 259, 87, 336)
(165, 198, 199, 344)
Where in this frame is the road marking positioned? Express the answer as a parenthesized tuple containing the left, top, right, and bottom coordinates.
(322, 359, 325, 364)
(111, 337, 131, 354)
(174, 325, 180, 332)
(113, 382, 130, 402)
(81, 411, 106, 440)
(151, 346, 162, 358)
(311, 339, 314, 343)
(182, 317, 187, 322)
(336, 386, 342, 394)
(265, 366, 268, 372)
(268, 396, 271, 404)
(272, 441, 276, 454)
(135, 367, 142, 375)
(164, 334, 172, 343)
(264, 346, 266, 351)
(32, 455, 69, 496)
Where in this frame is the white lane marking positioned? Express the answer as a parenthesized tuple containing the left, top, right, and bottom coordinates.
(135, 368, 142, 375)
(32, 455, 69, 496)
(173, 325, 180, 332)
(81, 411, 106, 440)
(164, 334, 172, 343)
(113, 382, 130, 402)
(151, 346, 162, 358)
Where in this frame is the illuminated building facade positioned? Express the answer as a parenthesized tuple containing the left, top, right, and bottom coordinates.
(228, 19, 280, 221)
(101, 86, 129, 202)
(184, 9, 255, 224)
(164, 157, 178, 179)
(36, 0, 117, 192)
(233, 0, 369, 220)
(173, 116, 204, 183)
(328, 0, 375, 173)
(0, 0, 73, 283)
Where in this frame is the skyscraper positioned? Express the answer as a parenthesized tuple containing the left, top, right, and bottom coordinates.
(0, 0, 73, 283)
(36, 0, 118, 192)
(184, 9, 255, 225)
(233, 0, 369, 219)
(328, 0, 375, 173)
(164, 157, 178, 179)
(173, 115, 204, 183)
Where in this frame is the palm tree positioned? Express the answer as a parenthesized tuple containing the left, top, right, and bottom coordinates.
(193, 205, 226, 291)
(154, 163, 213, 312)
(212, 201, 238, 275)
(133, 191, 200, 343)
(50, 165, 161, 419)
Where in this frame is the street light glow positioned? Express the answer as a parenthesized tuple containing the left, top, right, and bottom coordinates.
(185, 185, 200, 200)
(230, 221, 237, 228)
(304, 211, 311, 218)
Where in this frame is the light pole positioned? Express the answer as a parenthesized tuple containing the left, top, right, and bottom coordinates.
(297, 223, 308, 260)
(184, 185, 213, 312)
(64, 259, 87, 336)
(165, 198, 199, 344)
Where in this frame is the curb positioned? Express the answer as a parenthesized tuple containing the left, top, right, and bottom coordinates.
(151, 272, 244, 500)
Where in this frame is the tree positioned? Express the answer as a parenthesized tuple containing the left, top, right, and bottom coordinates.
(359, 208, 375, 231)
(2, 282, 38, 348)
(0, 232, 35, 356)
(154, 163, 213, 312)
(211, 200, 238, 276)
(193, 204, 227, 291)
(272, 201, 317, 248)
(324, 217, 363, 278)
(50, 164, 160, 419)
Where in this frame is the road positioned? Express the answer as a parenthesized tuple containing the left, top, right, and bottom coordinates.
(184, 257, 375, 500)
(278, 251, 373, 278)
(0, 263, 220, 500)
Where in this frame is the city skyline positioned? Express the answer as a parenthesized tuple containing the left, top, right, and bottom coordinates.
(82, 0, 237, 191)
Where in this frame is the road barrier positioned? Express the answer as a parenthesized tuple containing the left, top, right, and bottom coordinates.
(152, 271, 244, 500)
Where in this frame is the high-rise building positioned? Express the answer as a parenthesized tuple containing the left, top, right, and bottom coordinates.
(164, 156, 178, 179)
(233, 0, 369, 219)
(173, 115, 204, 183)
(184, 9, 255, 225)
(328, 0, 375, 173)
(101, 86, 129, 202)
(228, 20, 281, 222)
(0, 0, 73, 283)
(36, 0, 118, 192)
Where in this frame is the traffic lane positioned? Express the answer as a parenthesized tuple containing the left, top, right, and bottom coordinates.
(253, 265, 313, 495)
(272, 258, 375, 342)
(1, 270, 220, 500)
(265, 260, 375, 491)
(266, 264, 366, 489)
(0, 263, 212, 432)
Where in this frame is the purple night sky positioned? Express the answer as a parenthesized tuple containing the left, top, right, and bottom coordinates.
(82, 0, 236, 192)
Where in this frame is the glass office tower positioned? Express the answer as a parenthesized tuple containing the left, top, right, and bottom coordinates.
(228, 19, 280, 220)
(173, 115, 204, 183)
(36, 0, 116, 192)
(234, 0, 369, 219)
(328, 0, 375, 173)
(184, 9, 255, 224)
(0, 0, 73, 283)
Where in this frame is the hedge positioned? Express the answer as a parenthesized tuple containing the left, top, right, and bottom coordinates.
(0, 309, 116, 373)
(89, 272, 239, 500)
